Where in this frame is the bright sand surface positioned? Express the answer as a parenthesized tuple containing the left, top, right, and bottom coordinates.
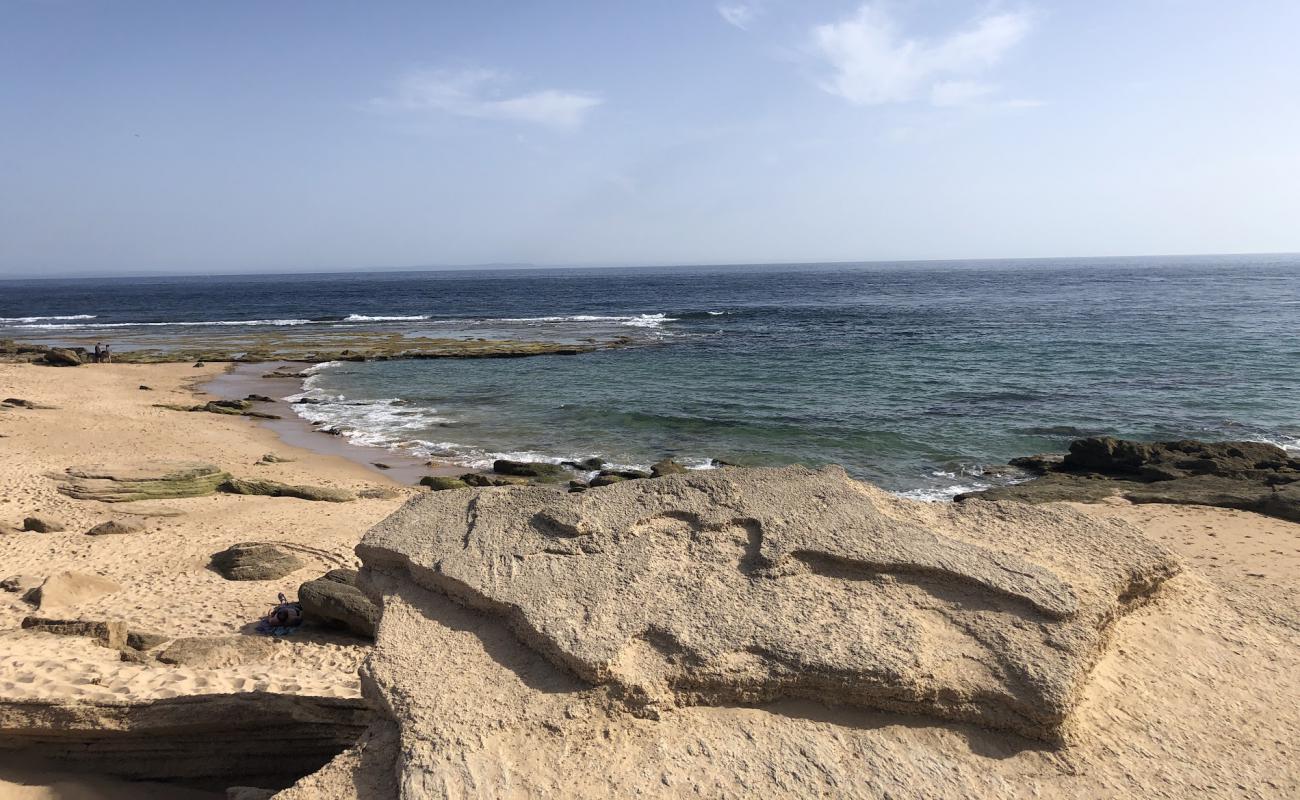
(1, 361, 1298, 798)
(0, 362, 414, 797)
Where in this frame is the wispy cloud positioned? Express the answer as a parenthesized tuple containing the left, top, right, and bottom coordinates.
(811, 4, 1032, 106)
(718, 2, 761, 30)
(377, 68, 602, 130)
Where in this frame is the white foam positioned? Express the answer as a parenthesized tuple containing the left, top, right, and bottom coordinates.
(342, 314, 431, 322)
(0, 314, 96, 323)
(490, 313, 678, 329)
(14, 318, 313, 330)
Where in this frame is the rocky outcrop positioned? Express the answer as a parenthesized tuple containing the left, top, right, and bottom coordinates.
(357, 465, 1179, 750)
(212, 543, 306, 581)
(52, 462, 231, 502)
(220, 478, 356, 503)
(0, 693, 370, 791)
(960, 437, 1300, 522)
(41, 347, 82, 366)
(298, 570, 378, 639)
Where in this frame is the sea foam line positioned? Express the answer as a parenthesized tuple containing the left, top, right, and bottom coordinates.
(0, 314, 97, 323)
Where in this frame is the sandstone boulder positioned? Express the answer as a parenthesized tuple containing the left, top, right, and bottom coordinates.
(358, 465, 1180, 742)
(298, 569, 378, 639)
(24, 571, 121, 611)
(53, 462, 230, 502)
(211, 542, 305, 581)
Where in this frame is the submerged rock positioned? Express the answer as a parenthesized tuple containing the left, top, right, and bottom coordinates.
(211, 542, 305, 581)
(650, 458, 689, 477)
(53, 462, 231, 503)
(492, 459, 569, 480)
(359, 465, 1179, 742)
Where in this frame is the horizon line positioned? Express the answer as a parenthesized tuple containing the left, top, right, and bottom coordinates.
(0, 250, 1297, 282)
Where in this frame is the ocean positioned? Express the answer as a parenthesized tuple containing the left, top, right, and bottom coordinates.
(3, 255, 1298, 499)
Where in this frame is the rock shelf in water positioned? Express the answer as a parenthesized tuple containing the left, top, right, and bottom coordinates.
(1, 332, 621, 365)
(960, 436, 1300, 523)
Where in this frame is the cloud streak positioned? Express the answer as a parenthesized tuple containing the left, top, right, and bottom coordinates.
(812, 4, 1032, 106)
(718, 2, 761, 30)
(379, 68, 602, 130)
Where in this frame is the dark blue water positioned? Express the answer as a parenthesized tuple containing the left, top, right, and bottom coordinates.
(3, 256, 1298, 498)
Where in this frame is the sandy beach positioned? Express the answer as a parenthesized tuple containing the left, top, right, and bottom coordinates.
(0, 362, 412, 797)
(1, 361, 1297, 798)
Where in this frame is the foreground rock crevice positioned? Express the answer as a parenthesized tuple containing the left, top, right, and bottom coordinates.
(0, 693, 371, 792)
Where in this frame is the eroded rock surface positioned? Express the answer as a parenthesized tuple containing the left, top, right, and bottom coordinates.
(359, 465, 1179, 740)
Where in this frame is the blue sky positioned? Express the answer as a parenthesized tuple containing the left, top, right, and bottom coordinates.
(2, 0, 1298, 275)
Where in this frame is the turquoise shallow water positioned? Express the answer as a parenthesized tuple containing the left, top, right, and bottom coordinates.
(3, 255, 1298, 497)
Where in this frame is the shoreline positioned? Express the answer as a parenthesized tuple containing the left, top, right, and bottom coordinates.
(196, 363, 458, 487)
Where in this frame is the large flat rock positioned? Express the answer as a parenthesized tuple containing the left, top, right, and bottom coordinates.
(52, 462, 231, 502)
(358, 465, 1180, 741)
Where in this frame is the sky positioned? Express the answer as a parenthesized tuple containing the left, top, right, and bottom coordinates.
(1, 0, 1299, 276)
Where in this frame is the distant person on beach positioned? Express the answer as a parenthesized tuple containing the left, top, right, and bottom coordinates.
(93, 342, 103, 363)
(103, 343, 111, 364)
